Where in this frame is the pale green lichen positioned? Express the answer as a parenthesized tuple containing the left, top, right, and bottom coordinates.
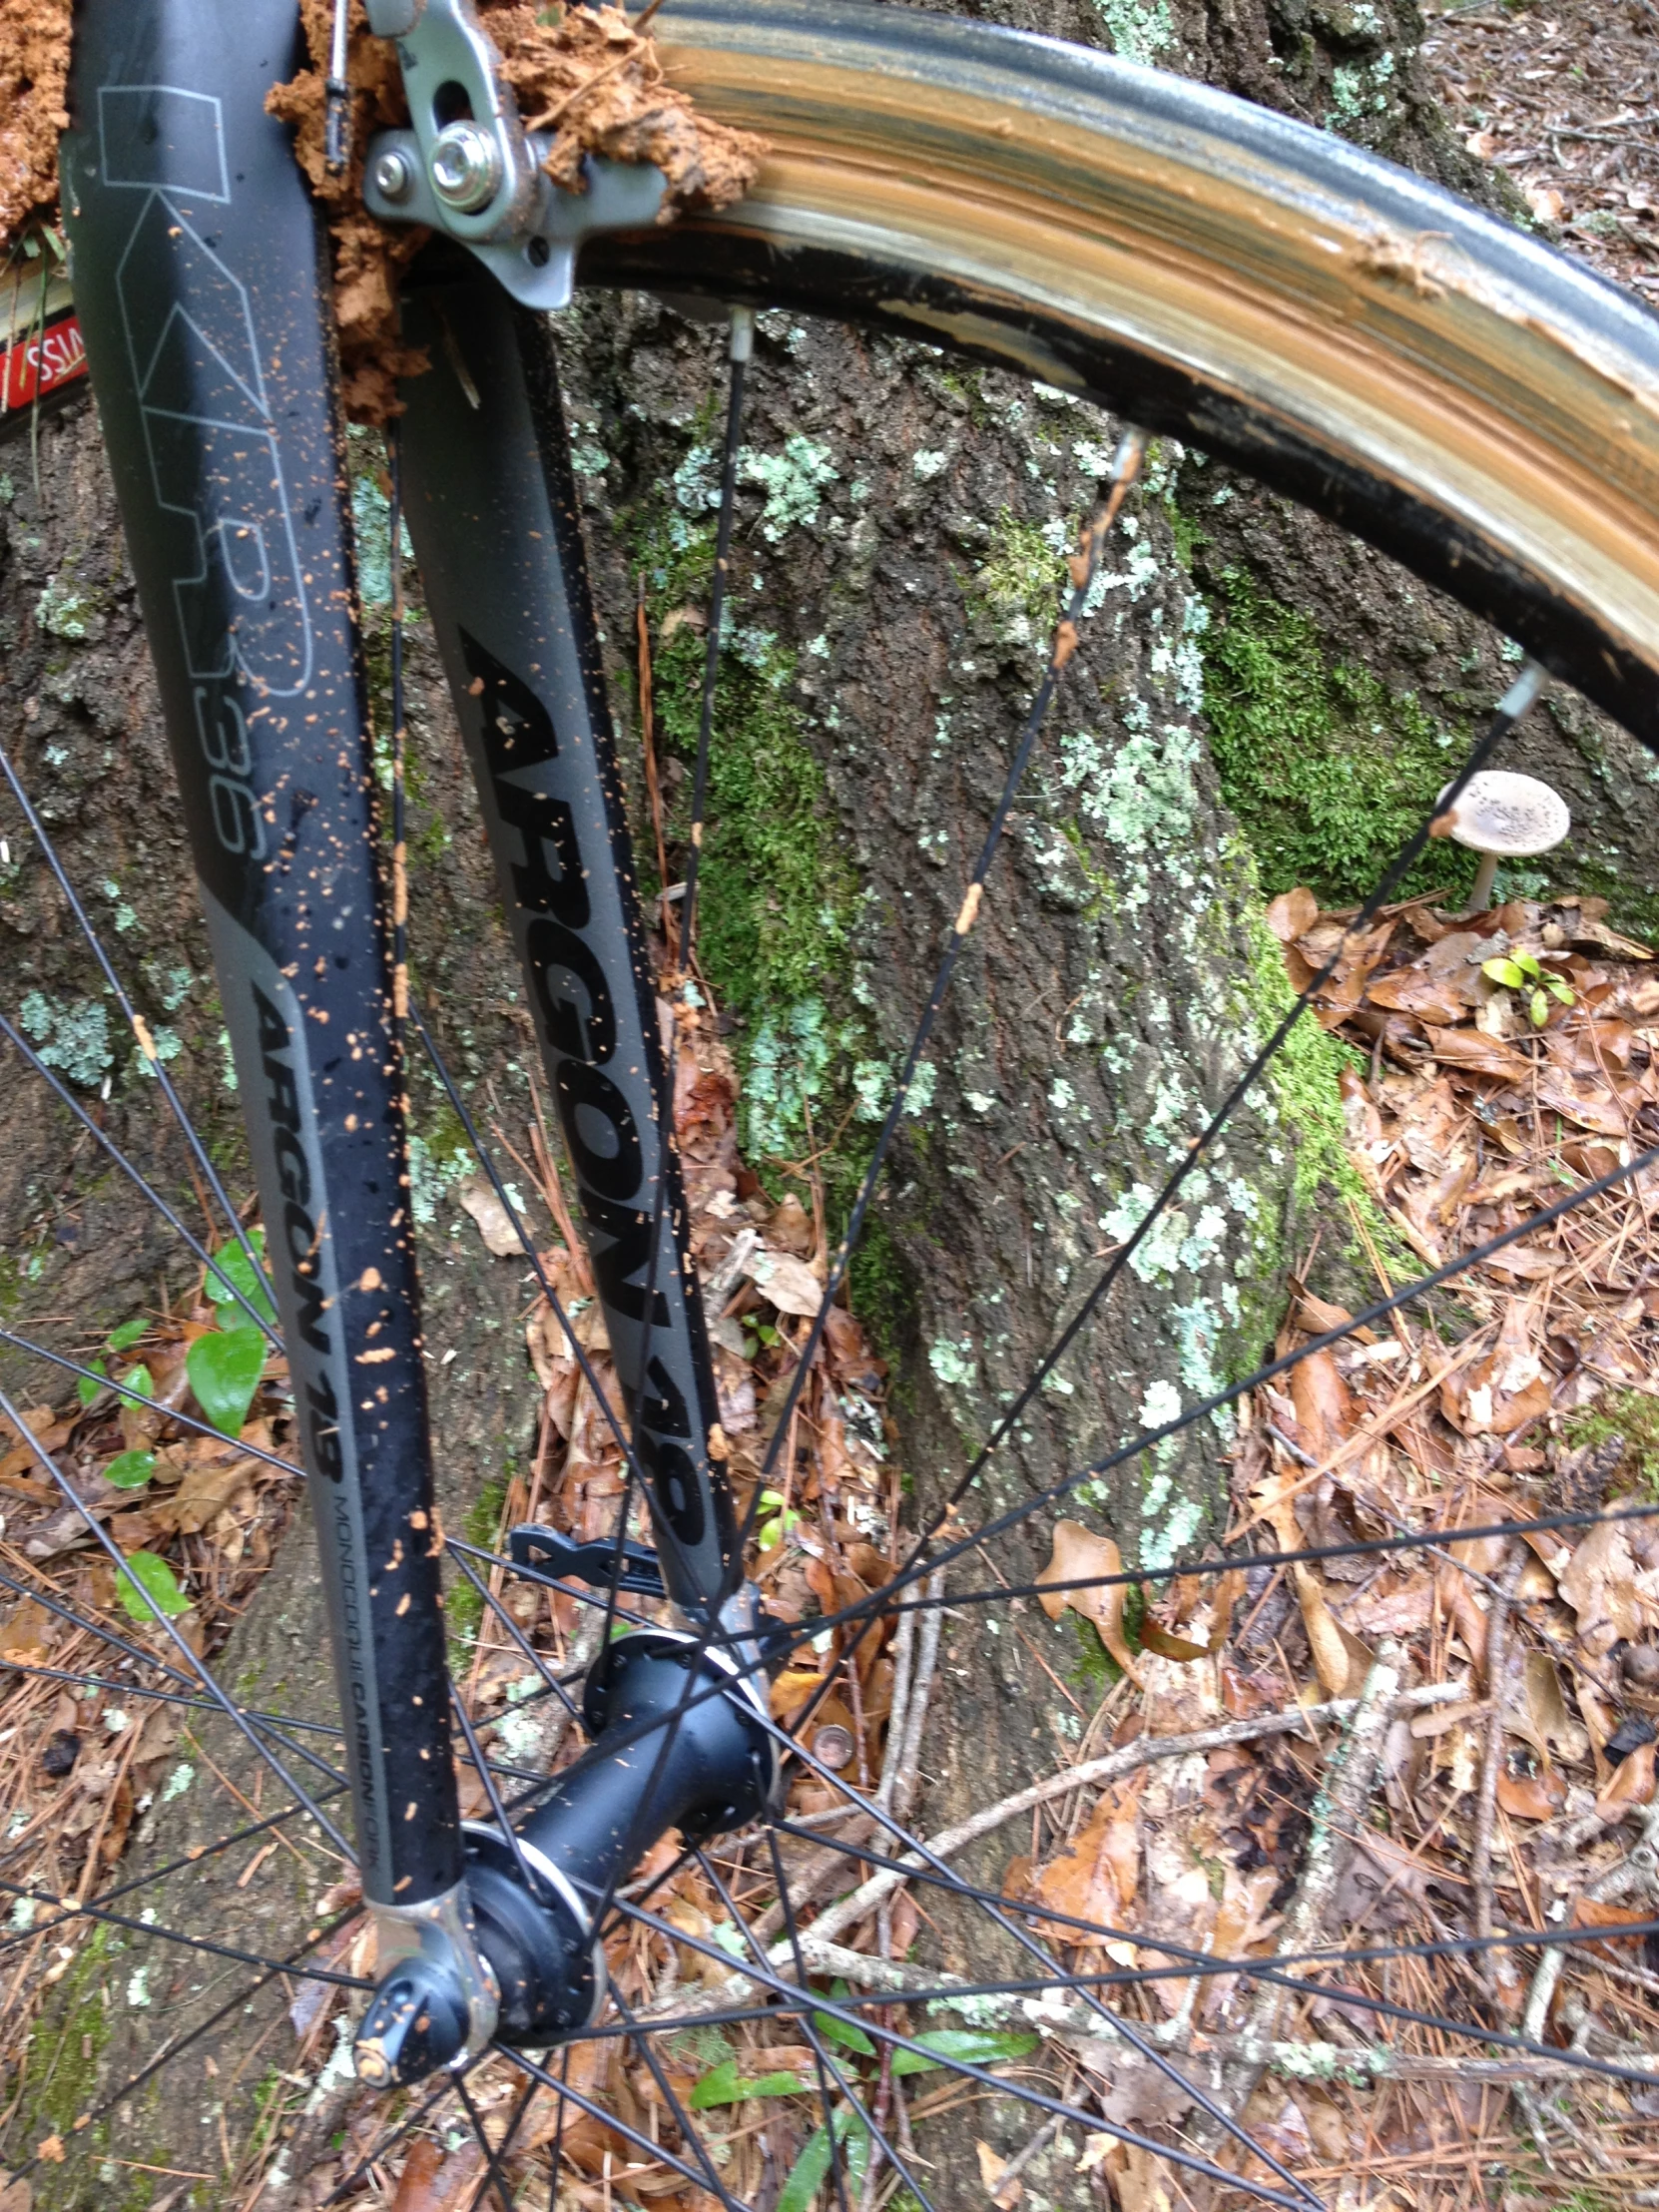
(739, 435, 839, 543)
(929, 1338, 978, 1389)
(406, 1126, 477, 1230)
(1091, 0, 1177, 65)
(20, 990, 114, 1088)
(36, 572, 100, 640)
(963, 508, 1066, 650)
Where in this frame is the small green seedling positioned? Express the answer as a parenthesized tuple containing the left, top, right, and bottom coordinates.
(1482, 948, 1574, 1028)
(755, 1488, 803, 1551)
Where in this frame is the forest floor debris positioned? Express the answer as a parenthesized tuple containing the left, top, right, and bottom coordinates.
(8, 880, 1659, 2210)
(1423, 0, 1659, 298)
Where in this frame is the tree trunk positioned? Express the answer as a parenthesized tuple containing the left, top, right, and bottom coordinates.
(4, 0, 1656, 2193)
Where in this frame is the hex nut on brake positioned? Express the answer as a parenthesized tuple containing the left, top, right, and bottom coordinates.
(428, 122, 503, 212)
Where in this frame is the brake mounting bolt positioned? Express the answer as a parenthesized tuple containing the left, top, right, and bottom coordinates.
(428, 122, 503, 213)
(372, 148, 415, 204)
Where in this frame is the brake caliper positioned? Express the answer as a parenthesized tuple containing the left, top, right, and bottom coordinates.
(360, 0, 668, 309)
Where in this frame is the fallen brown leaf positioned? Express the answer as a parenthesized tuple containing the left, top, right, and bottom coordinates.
(1294, 1563, 1373, 1697)
(1037, 1520, 1141, 1685)
(1031, 1779, 1143, 1936)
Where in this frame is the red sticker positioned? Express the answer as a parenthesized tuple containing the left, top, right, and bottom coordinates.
(1, 311, 88, 414)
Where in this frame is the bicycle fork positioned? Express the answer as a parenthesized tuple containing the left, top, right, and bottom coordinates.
(62, 0, 771, 2081)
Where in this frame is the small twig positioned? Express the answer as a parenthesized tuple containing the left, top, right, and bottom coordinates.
(1472, 1548, 1523, 1997)
(641, 1678, 1463, 2022)
(1518, 1800, 1659, 2161)
(889, 1566, 945, 1829)
(1214, 1640, 1403, 2130)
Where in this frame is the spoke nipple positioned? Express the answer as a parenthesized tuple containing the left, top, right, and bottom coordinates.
(954, 881, 984, 936)
(814, 1723, 854, 1769)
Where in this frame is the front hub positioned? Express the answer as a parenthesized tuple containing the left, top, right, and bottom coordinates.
(466, 1628, 778, 2045)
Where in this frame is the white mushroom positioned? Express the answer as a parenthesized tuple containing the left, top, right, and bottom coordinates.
(1434, 769, 1570, 911)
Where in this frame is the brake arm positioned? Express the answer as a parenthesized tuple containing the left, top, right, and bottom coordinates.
(360, 0, 668, 309)
(508, 1522, 668, 1598)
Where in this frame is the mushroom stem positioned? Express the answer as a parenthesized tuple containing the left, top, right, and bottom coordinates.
(1467, 849, 1499, 912)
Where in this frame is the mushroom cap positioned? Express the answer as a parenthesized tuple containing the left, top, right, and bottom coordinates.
(1435, 769, 1571, 856)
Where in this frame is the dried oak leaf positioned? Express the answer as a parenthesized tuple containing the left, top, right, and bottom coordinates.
(1265, 886, 1319, 943)
(1288, 1348, 1353, 1460)
(1031, 1778, 1143, 1938)
(390, 2139, 485, 2212)
(1037, 1519, 1141, 1685)
(1558, 1518, 1659, 1659)
(1293, 1563, 1373, 1698)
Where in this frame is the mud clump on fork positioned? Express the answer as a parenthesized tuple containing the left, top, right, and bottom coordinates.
(0, 0, 74, 247)
(272, 0, 765, 425)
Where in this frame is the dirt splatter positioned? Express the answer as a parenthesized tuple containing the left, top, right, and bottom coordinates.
(267, 0, 434, 424)
(271, 0, 765, 423)
(0, 0, 73, 248)
(480, 2, 764, 210)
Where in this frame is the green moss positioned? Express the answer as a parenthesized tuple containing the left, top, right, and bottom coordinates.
(21, 1928, 112, 2149)
(1239, 891, 1409, 1288)
(847, 1211, 914, 1365)
(1202, 570, 1477, 906)
(629, 487, 908, 1349)
(962, 508, 1066, 646)
(1564, 1389, 1659, 1497)
(463, 1474, 509, 1549)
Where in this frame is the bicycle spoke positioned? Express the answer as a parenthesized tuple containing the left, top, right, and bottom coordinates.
(0, 1789, 349, 1960)
(0, 738, 276, 1306)
(743, 430, 1150, 1541)
(610, 1985, 751, 2212)
(603, 1890, 1308, 2210)
(0, 1565, 349, 1788)
(2, 1906, 366, 2179)
(757, 1831, 931, 2212)
(453, 2070, 525, 2212)
(764, 1715, 1325, 2210)
(0, 1324, 301, 1475)
(445, 1544, 583, 1720)
(0, 1382, 354, 1858)
(498, 2041, 733, 2199)
(909, 662, 1545, 1550)
(0, 1019, 284, 1346)
(0, 1866, 367, 1985)
(405, 991, 653, 1499)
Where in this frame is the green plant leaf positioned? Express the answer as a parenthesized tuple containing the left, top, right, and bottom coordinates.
(107, 1318, 149, 1354)
(1545, 973, 1576, 1004)
(187, 1326, 267, 1436)
(813, 2006, 875, 2057)
(1530, 988, 1549, 1027)
(688, 2060, 808, 2108)
(1482, 957, 1526, 988)
(1512, 951, 1541, 978)
(77, 1358, 108, 1408)
(889, 2028, 1040, 2078)
(117, 1550, 190, 1623)
(205, 1235, 276, 1332)
(777, 2112, 865, 2212)
(119, 1364, 154, 1401)
(105, 1448, 157, 1491)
